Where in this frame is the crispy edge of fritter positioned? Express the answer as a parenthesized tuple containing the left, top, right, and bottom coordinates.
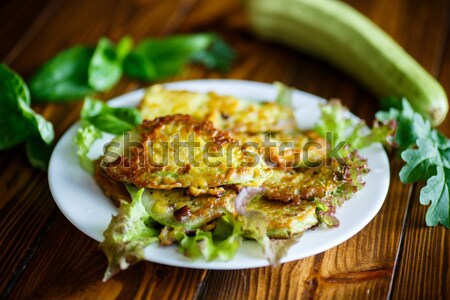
(102, 114, 271, 192)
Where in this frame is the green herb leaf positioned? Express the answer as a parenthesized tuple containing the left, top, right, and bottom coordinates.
(376, 99, 431, 151)
(420, 166, 450, 228)
(0, 64, 54, 163)
(399, 138, 439, 183)
(123, 33, 231, 81)
(81, 97, 142, 135)
(88, 36, 133, 92)
(29, 46, 95, 101)
(377, 99, 450, 228)
(100, 185, 159, 281)
(190, 35, 234, 72)
(25, 138, 53, 171)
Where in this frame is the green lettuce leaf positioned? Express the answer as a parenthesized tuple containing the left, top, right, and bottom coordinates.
(73, 124, 102, 173)
(176, 213, 242, 261)
(315, 100, 393, 151)
(274, 81, 293, 107)
(100, 185, 159, 281)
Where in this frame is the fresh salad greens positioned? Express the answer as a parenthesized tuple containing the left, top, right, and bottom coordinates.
(0, 64, 54, 170)
(74, 97, 142, 173)
(314, 99, 450, 228)
(30, 33, 234, 101)
(100, 185, 159, 281)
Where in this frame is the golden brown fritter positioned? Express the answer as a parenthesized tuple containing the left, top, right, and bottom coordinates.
(101, 114, 272, 195)
(247, 198, 318, 238)
(232, 130, 328, 170)
(139, 85, 296, 133)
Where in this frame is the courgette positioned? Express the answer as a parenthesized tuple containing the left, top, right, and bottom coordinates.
(247, 0, 448, 126)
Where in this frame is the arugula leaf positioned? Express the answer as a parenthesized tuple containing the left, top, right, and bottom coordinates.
(29, 46, 95, 101)
(81, 97, 142, 135)
(88, 36, 133, 92)
(0, 64, 54, 169)
(123, 33, 233, 81)
(100, 185, 159, 282)
(376, 99, 431, 151)
(376, 99, 450, 228)
(420, 166, 450, 227)
(399, 138, 439, 183)
(73, 124, 102, 173)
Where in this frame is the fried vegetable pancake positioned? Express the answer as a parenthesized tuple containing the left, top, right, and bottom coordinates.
(101, 114, 272, 195)
(263, 153, 369, 203)
(95, 163, 236, 230)
(141, 188, 236, 230)
(248, 198, 318, 238)
(232, 130, 327, 170)
(139, 85, 295, 133)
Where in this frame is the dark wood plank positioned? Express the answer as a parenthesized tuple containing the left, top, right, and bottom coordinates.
(390, 26, 450, 300)
(7, 214, 207, 300)
(0, 0, 63, 62)
(1, 0, 449, 299)
(1, 1, 238, 299)
(0, 0, 205, 296)
(195, 0, 450, 299)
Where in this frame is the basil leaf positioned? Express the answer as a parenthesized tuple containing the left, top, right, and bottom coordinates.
(0, 114, 30, 149)
(29, 46, 95, 101)
(0, 64, 54, 152)
(25, 138, 53, 171)
(191, 35, 234, 72)
(123, 33, 213, 81)
(18, 99, 54, 144)
(81, 97, 142, 135)
(88, 36, 133, 92)
(0, 64, 33, 148)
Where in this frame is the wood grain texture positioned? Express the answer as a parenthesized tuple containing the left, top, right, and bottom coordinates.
(0, 0, 449, 299)
(391, 26, 450, 300)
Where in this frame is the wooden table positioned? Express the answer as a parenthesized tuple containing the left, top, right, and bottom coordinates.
(1, 0, 449, 299)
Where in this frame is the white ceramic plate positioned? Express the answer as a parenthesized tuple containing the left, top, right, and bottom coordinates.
(48, 79, 390, 269)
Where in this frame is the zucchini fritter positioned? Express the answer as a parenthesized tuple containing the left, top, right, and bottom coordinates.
(95, 163, 237, 230)
(101, 114, 272, 195)
(248, 198, 318, 238)
(232, 130, 327, 169)
(139, 85, 296, 133)
(141, 188, 237, 230)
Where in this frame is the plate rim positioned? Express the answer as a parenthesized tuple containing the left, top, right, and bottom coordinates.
(48, 79, 390, 270)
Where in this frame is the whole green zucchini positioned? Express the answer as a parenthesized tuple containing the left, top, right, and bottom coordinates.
(247, 0, 448, 126)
